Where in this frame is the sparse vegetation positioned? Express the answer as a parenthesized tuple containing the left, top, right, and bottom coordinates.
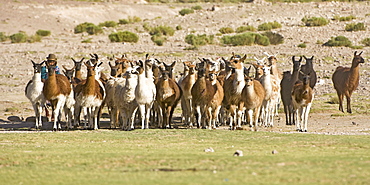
(176, 25, 182, 30)
(98, 21, 117, 28)
(191, 5, 202, 10)
(323, 36, 352, 47)
(219, 27, 234, 34)
(262, 31, 284, 45)
(119, 16, 141, 25)
(257, 21, 282, 31)
(149, 25, 175, 36)
(179, 8, 194, 16)
(74, 22, 102, 35)
(235, 25, 256, 33)
(81, 38, 93, 43)
(298, 43, 307, 48)
(221, 32, 269, 46)
(108, 31, 139, 43)
(345, 23, 366, 31)
(0, 32, 8, 42)
(361, 38, 370, 46)
(302, 16, 329, 27)
(36, 29, 51, 37)
(185, 34, 214, 47)
(9, 32, 27, 43)
(151, 35, 166, 46)
(333, 15, 356, 21)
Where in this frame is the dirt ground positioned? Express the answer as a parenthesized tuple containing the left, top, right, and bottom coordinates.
(0, 0, 369, 135)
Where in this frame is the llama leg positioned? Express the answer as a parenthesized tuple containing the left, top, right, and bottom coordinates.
(284, 104, 289, 125)
(346, 95, 352, 113)
(295, 108, 300, 131)
(195, 106, 201, 129)
(137, 105, 145, 129)
(337, 92, 344, 112)
(206, 107, 212, 130)
(247, 109, 254, 131)
(254, 107, 261, 131)
(93, 107, 99, 130)
(303, 104, 311, 132)
(32, 104, 40, 129)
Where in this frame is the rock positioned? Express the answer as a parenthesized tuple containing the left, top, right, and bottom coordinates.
(272, 150, 279, 154)
(233, 150, 243, 156)
(204, 147, 214, 152)
(7, 116, 22, 122)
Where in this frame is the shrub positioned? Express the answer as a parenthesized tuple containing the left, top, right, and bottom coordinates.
(258, 21, 282, 31)
(36, 29, 51, 37)
(27, 34, 41, 43)
(235, 25, 256, 33)
(176, 25, 182, 30)
(119, 19, 129, 24)
(185, 34, 214, 46)
(98, 21, 117, 28)
(149, 25, 175, 36)
(221, 32, 269, 46)
(345, 23, 366, 31)
(10, 32, 27, 43)
(86, 24, 103, 35)
(108, 31, 139, 43)
(179, 8, 194, 16)
(361, 38, 370, 46)
(142, 23, 151, 32)
(262, 31, 284, 45)
(81, 38, 92, 43)
(302, 17, 329, 27)
(129, 16, 142, 23)
(0, 32, 8, 42)
(298, 43, 307, 48)
(74, 22, 95, 34)
(323, 36, 352, 47)
(219, 27, 234, 34)
(151, 35, 166, 46)
(338, 15, 356, 21)
(191, 5, 202, 10)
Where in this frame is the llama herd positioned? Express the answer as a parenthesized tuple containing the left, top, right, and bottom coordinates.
(25, 51, 365, 132)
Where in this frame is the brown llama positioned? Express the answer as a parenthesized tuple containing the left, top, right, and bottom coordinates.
(332, 51, 365, 113)
(42, 63, 75, 131)
(191, 67, 210, 128)
(299, 56, 317, 89)
(292, 72, 314, 132)
(205, 70, 224, 129)
(222, 53, 246, 130)
(74, 62, 106, 130)
(178, 61, 197, 128)
(241, 76, 265, 131)
(156, 67, 182, 129)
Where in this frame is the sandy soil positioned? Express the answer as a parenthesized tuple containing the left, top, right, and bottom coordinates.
(0, 0, 369, 134)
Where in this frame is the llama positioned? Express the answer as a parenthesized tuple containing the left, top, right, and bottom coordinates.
(205, 70, 224, 129)
(222, 53, 246, 129)
(299, 56, 317, 89)
(332, 51, 365, 113)
(42, 63, 75, 131)
(258, 64, 274, 127)
(115, 65, 139, 131)
(241, 76, 265, 131)
(71, 57, 84, 83)
(179, 62, 197, 128)
(191, 67, 209, 128)
(74, 62, 106, 130)
(292, 72, 314, 132)
(280, 56, 302, 125)
(135, 59, 156, 129)
(25, 60, 46, 129)
(156, 67, 182, 129)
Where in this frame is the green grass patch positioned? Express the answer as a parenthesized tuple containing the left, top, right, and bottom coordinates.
(257, 21, 282, 31)
(179, 8, 194, 16)
(36, 29, 51, 37)
(235, 25, 256, 33)
(1, 130, 369, 184)
(219, 27, 234, 34)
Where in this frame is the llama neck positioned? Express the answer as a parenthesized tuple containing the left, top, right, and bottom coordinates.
(291, 68, 299, 84)
(233, 68, 245, 93)
(32, 73, 42, 82)
(84, 75, 96, 93)
(75, 70, 82, 79)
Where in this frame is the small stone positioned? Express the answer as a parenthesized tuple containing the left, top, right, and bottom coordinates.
(272, 150, 278, 154)
(204, 147, 214, 152)
(234, 150, 243, 156)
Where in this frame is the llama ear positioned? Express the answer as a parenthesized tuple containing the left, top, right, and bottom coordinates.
(145, 53, 149, 60)
(62, 65, 68, 70)
(241, 54, 247, 61)
(359, 51, 363, 55)
(299, 56, 303, 62)
(303, 55, 307, 60)
(171, 61, 176, 67)
(71, 58, 76, 63)
(80, 58, 85, 63)
(31, 60, 36, 66)
(40, 61, 45, 66)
